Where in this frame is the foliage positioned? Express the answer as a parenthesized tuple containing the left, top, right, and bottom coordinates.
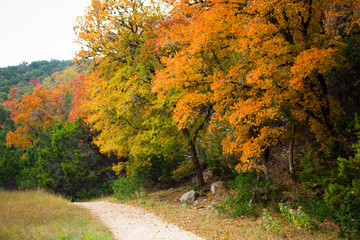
(0, 143, 21, 189)
(279, 203, 314, 232)
(296, 197, 331, 223)
(210, 0, 359, 171)
(0, 60, 73, 101)
(0, 104, 14, 142)
(197, 137, 238, 180)
(324, 115, 360, 238)
(74, 0, 200, 184)
(75, 0, 167, 156)
(15, 120, 115, 199)
(298, 142, 337, 197)
(6, 85, 68, 150)
(213, 171, 260, 217)
(259, 208, 281, 234)
(171, 159, 194, 182)
(113, 143, 187, 188)
(113, 175, 144, 200)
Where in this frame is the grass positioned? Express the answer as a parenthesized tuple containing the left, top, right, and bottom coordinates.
(118, 186, 340, 240)
(0, 189, 113, 240)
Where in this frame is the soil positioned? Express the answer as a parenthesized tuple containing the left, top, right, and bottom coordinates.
(73, 201, 205, 240)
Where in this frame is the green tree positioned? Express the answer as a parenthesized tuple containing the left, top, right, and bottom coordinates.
(0, 142, 21, 189)
(15, 120, 115, 199)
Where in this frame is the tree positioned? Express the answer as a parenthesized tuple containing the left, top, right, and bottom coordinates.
(75, 1, 170, 155)
(0, 104, 14, 142)
(74, 0, 199, 184)
(68, 73, 88, 122)
(152, 0, 360, 178)
(152, 0, 238, 184)
(6, 85, 67, 150)
(37, 120, 115, 199)
(0, 60, 73, 101)
(198, 0, 360, 173)
(0, 142, 21, 189)
(1, 87, 20, 118)
(28, 77, 41, 87)
(14, 120, 116, 198)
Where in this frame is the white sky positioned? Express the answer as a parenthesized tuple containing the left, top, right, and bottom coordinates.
(0, 0, 91, 68)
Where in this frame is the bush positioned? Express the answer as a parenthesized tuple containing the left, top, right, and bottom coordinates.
(213, 171, 260, 217)
(197, 138, 237, 180)
(324, 115, 360, 239)
(279, 203, 314, 232)
(113, 175, 144, 200)
(296, 197, 330, 223)
(0, 143, 21, 189)
(324, 155, 360, 238)
(118, 140, 187, 188)
(171, 159, 194, 182)
(299, 141, 337, 197)
(259, 208, 281, 234)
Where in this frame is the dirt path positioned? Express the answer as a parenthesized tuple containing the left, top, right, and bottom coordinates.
(73, 201, 205, 240)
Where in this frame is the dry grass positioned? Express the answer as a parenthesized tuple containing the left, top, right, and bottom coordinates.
(0, 189, 113, 240)
(122, 186, 340, 240)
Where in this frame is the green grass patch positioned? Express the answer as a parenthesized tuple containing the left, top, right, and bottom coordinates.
(0, 189, 113, 240)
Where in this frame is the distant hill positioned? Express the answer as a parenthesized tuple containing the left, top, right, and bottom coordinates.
(0, 60, 73, 101)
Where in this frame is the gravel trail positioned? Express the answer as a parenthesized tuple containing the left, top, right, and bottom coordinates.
(73, 201, 205, 240)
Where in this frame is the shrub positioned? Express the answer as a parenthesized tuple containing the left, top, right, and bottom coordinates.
(0, 143, 21, 189)
(323, 115, 360, 239)
(296, 197, 330, 223)
(213, 171, 260, 217)
(298, 141, 337, 197)
(197, 138, 237, 180)
(112, 175, 144, 200)
(259, 208, 281, 234)
(279, 203, 314, 232)
(171, 159, 193, 182)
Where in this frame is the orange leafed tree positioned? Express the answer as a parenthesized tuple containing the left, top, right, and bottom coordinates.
(154, 0, 360, 175)
(152, 0, 240, 184)
(209, 0, 359, 173)
(1, 87, 20, 119)
(6, 85, 67, 150)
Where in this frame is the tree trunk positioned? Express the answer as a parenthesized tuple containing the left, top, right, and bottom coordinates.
(189, 140, 205, 185)
(260, 147, 270, 181)
(181, 128, 205, 185)
(289, 123, 296, 180)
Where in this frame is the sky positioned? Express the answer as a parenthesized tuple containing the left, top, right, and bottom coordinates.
(0, 0, 92, 68)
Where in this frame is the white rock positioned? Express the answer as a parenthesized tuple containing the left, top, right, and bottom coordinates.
(180, 190, 198, 202)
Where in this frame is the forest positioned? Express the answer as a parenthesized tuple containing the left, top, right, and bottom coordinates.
(1, 0, 360, 238)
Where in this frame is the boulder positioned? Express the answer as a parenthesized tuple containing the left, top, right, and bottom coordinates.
(179, 190, 198, 203)
(211, 181, 226, 195)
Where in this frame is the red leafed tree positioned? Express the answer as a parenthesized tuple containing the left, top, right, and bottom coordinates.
(28, 77, 42, 87)
(68, 73, 88, 122)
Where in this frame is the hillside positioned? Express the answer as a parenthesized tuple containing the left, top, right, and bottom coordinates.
(0, 60, 73, 101)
